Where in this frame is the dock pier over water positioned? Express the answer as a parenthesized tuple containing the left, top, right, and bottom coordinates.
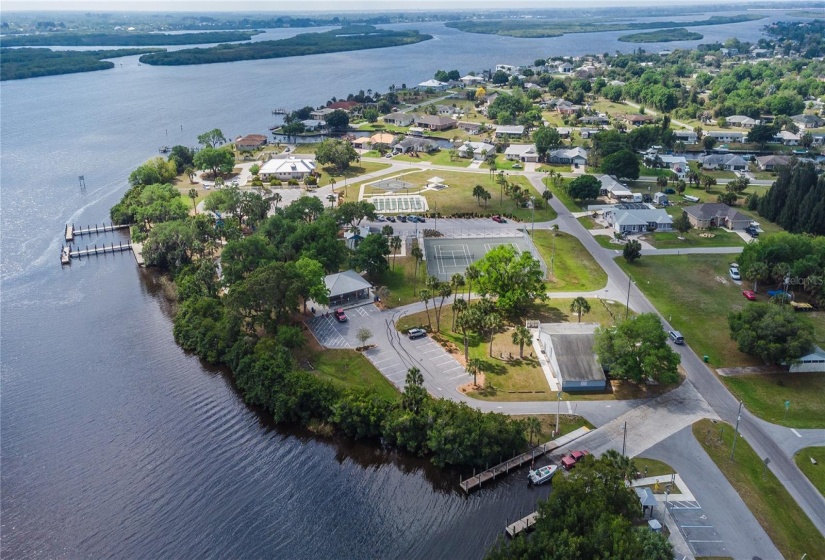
(65, 223, 131, 242)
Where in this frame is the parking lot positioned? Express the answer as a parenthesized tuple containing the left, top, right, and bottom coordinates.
(305, 304, 383, 349)
(667, 500, 730, 559)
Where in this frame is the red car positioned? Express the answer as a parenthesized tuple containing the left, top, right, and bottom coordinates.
(742, 290, 757, 301)
(334, 308, 347, 322)
(562, 450, 590, 471)
(491, 215, 506, 223)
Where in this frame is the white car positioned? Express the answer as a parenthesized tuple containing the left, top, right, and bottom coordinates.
(729, 267, 741, 281)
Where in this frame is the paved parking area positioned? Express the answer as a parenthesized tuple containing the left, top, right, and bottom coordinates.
(305, 304, 383, 349)
(667, 500, 729, 558)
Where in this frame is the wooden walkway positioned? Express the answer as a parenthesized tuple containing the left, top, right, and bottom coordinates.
(459, 426, 590, 494)
(65, 223, 131, 242)
(505, 512, 539, 538)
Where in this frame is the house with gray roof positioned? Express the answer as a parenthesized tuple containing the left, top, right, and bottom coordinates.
(791, 114, 824, 130)
(494, 125, 526, 139)
(698, 153, 748, 171)
(604, 205, 673, 234)
(415, 114, 456, 131)
(393, 137, 440, 154)
(537, 323, 606, 392)
(383, 112, 415, 127)
(725, 115, 761, 128)
(683, 203, 751, 230)
(504, 144, 538, 162)
(674, 130, 698, 144)
(458, 141, 496, 160)
(706, 130, 747, 143)
(773, 130, 801, 146)
(756, 155, 791, 171)
(548, 147, 588, 166)
(598, 175, 633, 199)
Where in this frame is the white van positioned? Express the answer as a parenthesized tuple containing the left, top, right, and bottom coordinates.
(668, 330, 684, 345)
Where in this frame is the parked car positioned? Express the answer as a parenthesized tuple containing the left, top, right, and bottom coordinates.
(745, 226, 759, 238)
(386, 216, 396, 223)
(375, 214, 386, 222)
(742, 290, 757, 300)
(668, 330, 684, 345)
(664, 188, 676, 194)
(384, 153, 394, 158)
(491, 215, 506, 223)
(407, 328, 427, 340)
(398, 215, 408, 223)
(334, 308, 347, 322)
(417, 216, 426, 223)
(561, 450, 590, 471)
(729, 267, 741, 281)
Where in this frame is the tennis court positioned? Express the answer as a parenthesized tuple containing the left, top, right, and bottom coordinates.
(422, 236, 536, 281)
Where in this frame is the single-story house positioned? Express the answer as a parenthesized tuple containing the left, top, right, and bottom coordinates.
(310, 107, 335, 120)
(657, 154, 688, 177)
(383, 112, 415, 127)
(683, 203, 751, 230)
(674, 130, 698, 144)
(756, 155, 791, 171)
(494, 125, 525, 139)
(234, 134, 268, 151)
(537, 322, 606, 392)
(435, 104, 455, 115)
(725, 115, 761, 128)
(556, 102, 581, 115)
(415, 115, 457, 131)
(548, 147, 588, 166)
(369, 132, 396, 146)
(496, 64, 520, 75)
(789, 346, 825, 373)
(773, 130, 800, 146)
(791, 114, 825, 130)
(324, 269, 373, 305)
(417, 79, 449, 91)
(720, 47, 739, 57)
(624, 114, 656, 127)
(352, 137, 371, 148)
(698, 153, 748, 171)
(393, 137, 440, 154)
(580, 115, 610, 126)
(259, 157, 316, 181)
(504, 144, 539, 162)
(556, 127, 573, 138)
(458, 141, 496, 160)
(598, 175, 633, 199)
(524, 82, 542, 91)
(300, 119, 327, 131)
(605, 206, 673, 234)
(580, 128, 602, 139)
(327, 100, 360, 112)
(458, 121, 482, 134)
(706, 130, 747, 143)
(556, 62, 574, 73)
(460, 75, 485, 86)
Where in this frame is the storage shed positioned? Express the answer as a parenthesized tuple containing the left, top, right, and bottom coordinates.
(537, 323, 606, 392)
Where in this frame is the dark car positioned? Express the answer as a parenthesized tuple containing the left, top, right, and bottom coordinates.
(746, 226, 759, 238)
(492, 215, 506, 223)
(398, 215, 408, 223)
(407, 328, 427, 340)
(386, 216, 396, 223)
(334, 308, 347, 322)
(664, 188, 676, 195)
(416, 216, 426, 223)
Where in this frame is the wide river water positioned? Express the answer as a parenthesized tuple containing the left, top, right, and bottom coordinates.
(0, 12, 796, 558)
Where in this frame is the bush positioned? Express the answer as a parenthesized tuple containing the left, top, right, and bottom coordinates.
(305, 175, 318, 186)
(269, 179, 282, 186)
(287, 178, 300, 186)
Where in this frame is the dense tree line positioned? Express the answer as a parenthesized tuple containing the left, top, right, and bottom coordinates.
(757, 160, 825, 236)
(138, 26, 432, 66)
(0, 47, 162, 81)
(0, 30, 258, 47)
(595, 313, 681, 384)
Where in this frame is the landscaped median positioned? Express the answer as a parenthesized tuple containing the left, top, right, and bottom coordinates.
(692, 419, 825, 560)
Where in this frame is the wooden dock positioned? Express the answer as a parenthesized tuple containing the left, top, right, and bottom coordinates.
(65, 223, 131, 242)
(272, 108, 287, 115)
(459, 426, 590, 494)
(61, 241, 133, 262)
(505, 512, 539, 538)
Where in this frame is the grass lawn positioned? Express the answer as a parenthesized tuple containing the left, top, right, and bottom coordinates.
(532, 230, 608, 291)
(541, 177, 598, 212)
(594, 234, 620, 249)
(722, 373, 825, 429)
(616, 254, 760, 367)
(633, 457, 676, 477)
(577, 216, 597, 230)
(485, 155, 525, 171)
(511, 414, 595, 443)
(372, 256, 425, 308)
(794, 446, 825, 497)
(693, 418, 825, 560)
(391, 170, 557, 222)
(640, 229, 745, 249)
(317, 161, 391, 184)
(393, 150, 473, 168)
(299, 345, 399, 401)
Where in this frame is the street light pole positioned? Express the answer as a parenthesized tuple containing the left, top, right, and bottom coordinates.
(556, 391, 561, 436)
(530, 196, 535, 238)
(625, 274, 633, 320)
(622, 421, 627, 456)
(731, 400, 743, 461)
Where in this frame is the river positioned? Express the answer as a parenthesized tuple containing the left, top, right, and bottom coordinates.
(0, 12, 794, 558)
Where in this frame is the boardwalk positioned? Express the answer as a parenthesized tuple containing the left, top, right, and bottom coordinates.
(505, 512, 539, 538)
(459, 426, 590, 493)
(65, 223, 131, 242)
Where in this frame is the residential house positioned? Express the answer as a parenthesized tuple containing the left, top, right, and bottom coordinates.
(524, 82, 542, 91)
(698, 153, 748, 171)
(458, 121, 482, 134)
(504, 144, 539, 163)
(580, 128, 602, 139)
(720, 47, 739, 57)
(773, 130, 800, 146)
(300, 119, 326, 131)
(234, 134, 268, 151)
(536, 323, 606, 392)
(608, 79, 625, 87)
(624, 114, 656, 127)
(706, 130, 747, 143)
(556, 61, 574, 74)
(556, 127, 573, 139)
(416, 79, 449, 91)
(495, 64, 520, 75)
(556, 101, 582, 115)
(647, 154, 688, 177)
(344, 226, 371, 250)
(579, 115, 609, 126)
(683, 203, 751, 230)
(310, 107, 335, 120)
(259, 157, 316, 181)
(725, 115, 761, 128)
(493, 125, 525, 139)
(458, 141, 496, 160)
(393, 137, 440, 154)
(755, 155, 791, 171)
(548, 147, 588, 166)
(598, 175, 633, 199)
(435, 105, 455, 115)
(328, 100, 360, 112)
(791, 114, 825, 130)
(368, 133, 396, 146)
(674, 130, 698, 144)
(383, 112, 415, 127)
(789, 346, 825, 373)
(415, 115, 457, 131)
(605, 205, 673, 234)
(460, 75, 485, 86)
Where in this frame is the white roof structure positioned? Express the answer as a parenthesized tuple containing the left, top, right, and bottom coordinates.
(494, 125, 526, 135)
(427, 176, 445, 185)
(597, 174, 632, 198)
(324, 270, 372, 299)
(417, 79, 448, 88)
(549, 147, 589, 161)
(504, 144, 537, 157)
(259, 157, 316, 175)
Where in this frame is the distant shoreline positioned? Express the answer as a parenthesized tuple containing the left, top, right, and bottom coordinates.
(0, 30, 260, 47)
(618, 28, 704, 43)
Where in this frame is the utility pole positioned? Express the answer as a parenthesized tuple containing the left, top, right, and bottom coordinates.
(556, 391, 562, 436)
(625, 274, 633, 320)
(530, 196, 536, 238)
(622, 421, 627, 456)
(731, 400, 743, 462)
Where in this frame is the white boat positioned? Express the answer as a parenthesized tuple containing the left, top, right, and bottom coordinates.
(528, 464, 558, 485)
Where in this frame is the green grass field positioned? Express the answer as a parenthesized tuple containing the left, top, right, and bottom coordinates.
(393, 150, 474, 168)
(722, 373, 825, 429)
(532, 230, 608, 291)
(794, 446, 825, 497)
(693, 419, 825, 560)
(372, 256, 426, 308)
(640, 229, 745, 249)
(632, 457, 676, 477)
(304, 348, 399, 400)
(577, 215, 598, 230)
(594, 234, 619, 249)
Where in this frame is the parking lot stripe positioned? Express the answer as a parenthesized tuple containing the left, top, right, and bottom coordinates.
(680, 525, 713, 528)
(791, 428, 802, 437)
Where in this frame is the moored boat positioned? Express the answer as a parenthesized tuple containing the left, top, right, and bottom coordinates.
(528, 464, 558, 485)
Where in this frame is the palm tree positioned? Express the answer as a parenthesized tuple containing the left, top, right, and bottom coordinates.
(656, 174, 668, 192)
(411, 245, 424, 295)
(329, 176, 337, 192)
(464, 264, 480, 304)
(467, 357, 484, 387)
(570, 297, 591, 323)
(603, 449, 637, 481)
(419, 289, 433, 331)
(511, 325, 532, 358)
(452, 297, 467, 333)
(381, 224, 394, 239)
(450, 273, 465, 329)
(376, 285, 390, 303)
(746, 261, 769, 293)
(326, 194, 336, 208)
(455, 307, 477, 363)
(188, 188, 198, 213)
(525, 416, 542, 446)
(390, 236, 402, 270)
(271, 192, 282, 210)
(542, 189, 553, 205)
(435, 282, 452, 332)
(184, 166, 195, 184)
(484, 313, 501, 358)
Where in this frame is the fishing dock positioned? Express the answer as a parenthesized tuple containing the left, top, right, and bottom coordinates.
(505, 512, 539, 538)
(271, 108, 287, 115)
(65, 223, 131, 242)
(459, 426, 590, 494)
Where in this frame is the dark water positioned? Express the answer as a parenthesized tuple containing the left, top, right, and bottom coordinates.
(0, 13, 790, 559)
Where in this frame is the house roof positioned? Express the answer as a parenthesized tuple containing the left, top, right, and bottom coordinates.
(549, 147, 589, 160)
(538, 323, 605, 383)
(775, 130, 801, 141)
(384, 112, 412, 121)
(504, 143, 536, 156)
(259, 157, 316, 175)
(459, 142, 495, 154)
(756, 155, 790, 167)
(324, 269, 372, 298)
(635, 487, 658, 508)
(235, 134, 267, 145)
(684, 203, 750, 223)
(707, 130, 747, 139)
(800, 345, 825, 361)
(597, 174, 631, 195)
(458, 121, 481, 129)
(792, 114, 824, 126)
(416, 115, 456, 127)
(418, 79, 447, 88)
(613, 208, 673, 226)
(495, 125, 525, 135)
(301, 119, 326, 128)
(328, 100, 360, 110)
(369, 133, 395, 144)
(725, 115, 760, 125)
(699, 153, 747, 166)
(311, 107, 335, 116)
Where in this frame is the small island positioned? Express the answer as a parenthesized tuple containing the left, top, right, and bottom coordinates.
(139, 26, 433, 66)
(618, 28, 703, 43)
(0, 48, 164, 81)
(0, 30, 260, 47)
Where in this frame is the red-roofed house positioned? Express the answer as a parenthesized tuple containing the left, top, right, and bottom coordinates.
(328, 101, 360, 112)
(235, 134, 268, 151)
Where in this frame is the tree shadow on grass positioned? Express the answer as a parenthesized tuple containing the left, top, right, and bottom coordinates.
(526, 302, 570, 323)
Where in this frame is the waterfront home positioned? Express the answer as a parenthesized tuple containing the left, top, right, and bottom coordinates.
(773, 130, 800, 146)
(458, 141, 496, 160)
(460, 75, 485, 86)
(328, 100, 360, 112)
(368, 133, 396, 146)
(674, 130, 698, 144)
(579, 115, 609, 126)
(706, 130, 747, 143)
(791, 114, 824, 130)
(504, 144, 539, 163)
(598, 175, 633, 199)
(623, 114, 656, 127)
(495, 64, 520, 75)
(416, 79, 449, 91)
(415, 115, 457, 131)
(756, 155, 791, 171)
(698, 153, 748, 171)
(383, 112, 415, 127)
(556, 61, 574, 74)
(548, 147, 588, 166)
(393, 137, 440, 154)
(458, 121, 482, 134)
(310, 107, 335, 120)
(259, 157, 316, 181)
(683, 203, 751, 230)
(725, 115, 761, 128)
(493, 125, 525, 139)
(604, 205, 673, 234)
(300, 119, 327, 131)
(234, 134, 268, 151)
